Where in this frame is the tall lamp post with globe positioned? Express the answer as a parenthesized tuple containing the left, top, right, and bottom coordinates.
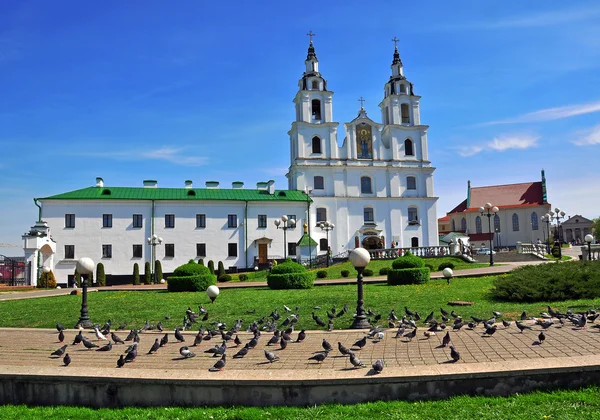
(479, 203, 499, 266)
(76, 257, 95, 329)
(549, 208, 566, 260)
(349, 248, 371, 329)
(274, 215, 295, 260)
(319, 221, 335, 267)
(585, 234, 594, 261)
(147, 234, 163, 284)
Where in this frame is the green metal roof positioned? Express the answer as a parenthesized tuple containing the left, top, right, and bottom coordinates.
(297, 233, 318, 247)
(41, 187, 312, 202)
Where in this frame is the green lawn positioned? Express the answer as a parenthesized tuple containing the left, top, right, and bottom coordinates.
(1, 387, 600, 419)
(3, 274, 600, 331)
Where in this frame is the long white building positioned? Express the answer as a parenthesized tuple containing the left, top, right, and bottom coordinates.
(22, 40, 439, 286)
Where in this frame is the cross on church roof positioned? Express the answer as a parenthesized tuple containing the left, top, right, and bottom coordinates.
(358, 96, 365, 109)
(307, 30, 316, 42)
(391, 36, 399, 47)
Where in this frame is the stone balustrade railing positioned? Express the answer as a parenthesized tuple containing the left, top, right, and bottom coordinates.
(367, 246, 450, 260)
(581, 244, 600, 261)
(517, 243, 546, 258)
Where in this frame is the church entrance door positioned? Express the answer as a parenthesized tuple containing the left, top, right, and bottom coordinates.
(362, 236, 382, 250)
(258, 244, 268, 264)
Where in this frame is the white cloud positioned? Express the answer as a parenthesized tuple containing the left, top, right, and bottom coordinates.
(572, 125, 600, 146)
(457, 146, 484, 157)
(67, 147, 208, 167)
(487, 135, 539, 151)
(480, 101, 600, 126)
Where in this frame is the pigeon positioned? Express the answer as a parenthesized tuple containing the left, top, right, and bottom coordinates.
(452, 322, 465, 331)
(180, 346, 196, 358)
(124, 347, 137, 363)
(72, 331, 84, 346)
(281, 331, 292, 342)
(56, 323, 66, 332)
(424, 311, 435, 324)
(283, 305, 292, 312)
(160, 333, 169, 347)
(148, 338, 160, 354)
(82, 339, 99, 350)
(247, 337, 259, 349)
(116, 354, 125, 368)
(233, 346, 249, 359)
(96, 342, 113, 352)
(338, 342, 352, 356)
(483, 325, 497, 337)
(349, 353, 364, 368)
(394, 327, 406, 338)
(94, 327, 107, 341)
(502, 320, 512, 329)
(577, 313, 588, 329)
(268, 332, 280, 346)
(352, 336, 367, 350)
(58, 330, 64, 343)
(451, 310, 460, 318)
(111, 332, 125, 344)
(192, 333, 203, 347)
(516, 321, 532, 332)
(327, 319, 334, 332)
(279, 337, 288, 350)
(442, 332, 451, 348)
(63, 353, 71, 367)
(450, 346, 460, 362)
(538, 331, 546, 344)
(117, 322, 127, 330)
(322, 339, 333, 352)
(124, 343, 138, 354)
(372, 359, 384, 374)
(312, 313, 326, 327)
(264, 350, 280, 363)
(125, 330, 136, 341)
(234, 335, 242, 347)
(471, 316, 484, 323)
(403, 328, 417, 342)
(492, 311, 503, 318)
(156, 322, 163, 332)
(51, 344, 68, 357)
(404, 307, 415, 317)
(308, 352, 328, 363)
(520, 311, 528, 320)
(175, 328, 185, 343)
(210, 354, 227, 372)
(467, 322, 477, 330)
(537, 320, 554, 330)
(296, 330, 306, 342)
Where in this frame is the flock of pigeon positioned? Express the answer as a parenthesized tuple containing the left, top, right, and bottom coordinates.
(49, 303, 596, 373)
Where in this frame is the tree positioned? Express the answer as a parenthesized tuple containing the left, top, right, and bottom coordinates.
(155, 260, 163, 283)
(217, 261, 226, 278)
(38, 270, 57, 288)
(592, 217, 600, 241)
(198, 259, 204, 266)
(133, 263, 140, 285)
(144, 261, 151, 285)
(208, 260, 215, 275)
(96, 262, 106, 286)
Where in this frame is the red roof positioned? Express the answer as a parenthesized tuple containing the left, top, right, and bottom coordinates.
(448, 182, 547, 214)
(438, 215, 450, 222)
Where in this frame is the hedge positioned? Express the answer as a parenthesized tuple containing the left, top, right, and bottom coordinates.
(267, 272, 316, 289)
(392, 252, 425, 269)
(144, 262, 151, 284)
(96, 263, 106, 286)
(218, 274, 232, 282)
(167, 274, 217, 292)
(341, 270, 350, 278)
(271, 260, 306, 275)
(174, 260, 211, 276)
(363, 268, 374, 276)
(316, 270, 328, 279)
(379, 267, 390, 275)
(133, 263, 140, 285)
(387, 267, 430, 285)
(155, 260, 163, 282)
(239, 274, 248, 281)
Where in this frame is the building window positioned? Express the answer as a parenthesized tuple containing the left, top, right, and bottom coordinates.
(494, 214, 500, 232)
(461, 217, 467, 231)
(407, 176, 416, 190)
(103, 214, 113, 228)
(404, 139, 414, 156)
(451, 219, 456, 231)
(288, 242, 297, 257)
(165, 243, 175, 258)
(316, 207, 327, 223)
(314, 176, 324, 190)
(228, 243, 237, 257)
(258, 214, 267, 228)
(401, 103, 410, 123)
(319, 238, 328, 251)
(312, 136, 321, 154)
(408, 207, 418, 223)
(476, 216, 482, 234)
(411, 237, 419, 247)
(311, 80, 319, 90)
(360, 176, 372, 194)
(133, 214, 143, 228)
(228, 214, 237, 228)
(531, 212, 539, 230)
(165, 214, 175, 228)
(311, 99, 322, 120)
(400, 83, 407, 94)
(512, 213, 520, 231)
(64, 245, 75, 260)
(196, 243, 206, 257)
(364, 207, 374, 223)
(65, 214, 75, 228)
(133, 244, 142, 258)
(102, 244, 112, 259)
(196, 214, 206, 228)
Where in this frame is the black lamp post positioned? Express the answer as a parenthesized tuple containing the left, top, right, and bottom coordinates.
(319, 221, 335, 267)
(349, 248, 371, 329)
(585, 234, 594, 261)
(75, 257, 95, 329)
(479, 202, 499, 266)
(549, 208, 566, 261)
(147, 234, 163, 284)
(275, 215, 295, 260)
(541, 214, 552, 254)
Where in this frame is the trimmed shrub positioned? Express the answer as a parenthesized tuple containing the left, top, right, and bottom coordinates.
(217, 261, 226, 278)
(167, 260, 216, 292)
(379, 267, 390, 275)
(363, 268, 374, 277)
(341, 270, 350, 278)
(491, 261, 600, 303)
(208, 260, 215, 275)
(438, 262, 455, 271)
(38, 270, 57, 288)
(133, 263, 140, 285)
(392, 251, 425, 269)
(96, 263, 106, 287)
(316, 270, 328, 279)
(239, 274, 248, 281)
(551, 245, 561, 258)
(74, 269, 82, 287)
(425, 263, 435, 271)
(155, 260, 163, 282)
(267, 260, 315, 289)
(198, 259, 204, 266)
(218, 274, 233, 282)
(387, 267, 430, 285)
(144, 262, 152, 285)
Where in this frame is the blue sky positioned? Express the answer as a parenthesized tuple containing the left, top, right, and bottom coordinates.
(1, 1, 600, 255)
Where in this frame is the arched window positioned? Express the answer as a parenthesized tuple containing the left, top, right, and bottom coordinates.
(512, 213, 520, 231)
(360, 176, 372, 194)
(364, 207, 374, 223)
(408, 207, 418, 223)
(314, 176, 324, 190)
(411, 237, 419, 247)
(316, 207, 326, 222)
(461, 218, 467, 232)
(451, 219, 456, 231)
(406, 176, 416, 190)
(404, 139, 414, 156)
(312, 136, 321, 154)
(311, 80, 319, 90)
(400, 84, 407, 94)
(476, 216, 482, 234)
(494, 214, 500, 232)
(319, 238, 328, 251)
(401, 103, 410, 123)
(311, 99, 322, 120)
(531, 212, 538, 230)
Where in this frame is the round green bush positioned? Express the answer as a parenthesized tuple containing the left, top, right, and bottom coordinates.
(239, 274, 248, 281)
(379, 267, 390, 275)
(363, 268, 374, 277)
(173, 261, 211, 276)
(341, 270, 350, 278)
(218, 274, 232, 282)
(438, 262, 455, 271)
(271, 260, 307, 274)
(392, 251, 425, 269)
(316, 270, 328, 279)
(387, 267, 430, 285)
(168, 260, 216, 292)
(267, 260, 315, 289)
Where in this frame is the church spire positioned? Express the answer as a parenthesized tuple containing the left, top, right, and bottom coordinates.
(304, 31, 319, 73)
(391, 37, 402, 66)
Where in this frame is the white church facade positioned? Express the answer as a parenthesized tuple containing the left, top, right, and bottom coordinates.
(22, 39, 439, 285)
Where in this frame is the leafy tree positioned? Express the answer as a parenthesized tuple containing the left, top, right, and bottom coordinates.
(155, 260, 163, 283)
(38, 270, 57, 288)
(144, 261, 151, 285)
(198, 259, 204, 266)
(217, 261, 226, 278)
(96, 262, 106, 286)
(592, 217, 600, 241)
(133, 263, 140, 285)
(208, 260, 215, 275)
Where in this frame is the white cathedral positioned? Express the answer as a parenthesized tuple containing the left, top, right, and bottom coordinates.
(22, 40, 439, 285)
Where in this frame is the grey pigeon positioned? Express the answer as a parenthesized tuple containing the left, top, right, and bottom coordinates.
(322, 339, 333, 352)
(63, 353, 71, 366)
(483, 325, 497, 336)
(82, 339, 99, 350)
(58, 330, 64, 343)
(233, 346, 249, 359)
(349, 353, 364, 368)
(296, 330, 306, 342)
(234, 335, 242, 347)
(125, 343, 138, 354)
(538, 331, 546, 344)
(247, 337, 258, 348)
(192, 333, 203, 347)
(279, 337, 288, 350)
(403, 328, 417, 342)
(312, 312, 326, 327)
(442, 332, 451, 348)
(521, 311, 528, 320)
(175, 328, 185, 342)
(124, 347, 137, 363)
(267, 332, 280, 346)
(578, 313, 588, 329)
(56, 323, 65, 332)
(51, 344, 68, 357)
(96, 341, 113, 352)
(327, 319, 334, 331)
(264, 350, 280, 363)
(160, 333, 169, 347)
(502, 320, 512, 329)
(493, 311, 503, 318)
(148, 338, 160, 354)
(338, 342, 351, 356)
(352, 336, 367, 349)
(308, 352, 328, 363)
(124, 329, 135, 341)
(111, 332, 125, 344)
(450, 346, 460, 362)
(72, 331, 84, 345)
(516, 321, 532, 332)
(116, 354, 125, 368)
(372, 359, 384, 374)
(537, 320, 554, 330)
(179, 346, 196, 358)
(209, 354, 227, 371)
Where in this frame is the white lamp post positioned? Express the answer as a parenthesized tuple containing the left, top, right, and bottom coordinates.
(147, 234, 163, 284)
(319, 221, 335, 267)
(549, 208, 566, 261)
(274, 215, 296, 260)
(76, 257, 95, 328)
(585, 234, 594, 261)
(349, 248, 371, 329)
(206, 285, 220, 303)
(443, 267, 454, 284)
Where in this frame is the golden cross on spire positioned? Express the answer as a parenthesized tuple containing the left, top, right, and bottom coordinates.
(391, 36, 399, 47)
(358, 96, 366, 109)
(307, 30, 316, 42)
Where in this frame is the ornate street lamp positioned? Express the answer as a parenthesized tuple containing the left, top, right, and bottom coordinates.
(75, 257, 95, 329)
(349, 247, 371, 329)
(319, 221, 335, 267)
(548, 208, 566, 261)
(541, 214, 552, 254)
(585, 234, 594, 261)
(147, 234, 163, 284)
(274, 215, 296, 260)
(479, 203, 499, 266)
